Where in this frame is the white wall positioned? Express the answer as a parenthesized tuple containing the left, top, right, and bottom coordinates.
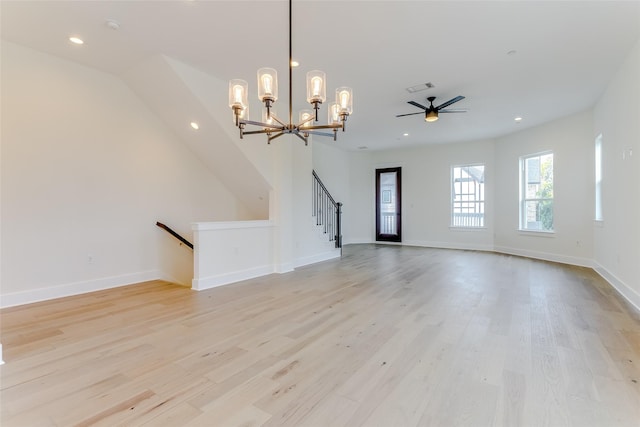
(342, 110, 595, 265)
(593, 39, 640, 308)
(312, 141, 351, 204)
(292, 137, 320, 267)
(494, 110, 595, 266)
(0, 41, 250, 306)
(344, 150, 374, 244)
(162, 57, 276, 190)
(340, 140, 495, 249)
(288, 139, 342, 268)
(311, 142, 374, 246)
(371, 140, 496, 250)
(123, 56, 272, 219)
(192, 221, 274, 290)
(311, 141, 352, 247)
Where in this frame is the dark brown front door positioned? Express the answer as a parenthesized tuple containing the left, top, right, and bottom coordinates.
(376, 167, 401, 242)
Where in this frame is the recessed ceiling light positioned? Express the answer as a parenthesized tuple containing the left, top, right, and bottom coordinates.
(190, 122, 199, 130)
(514, 116, 523, 122)
(290, 60, 299, 67)
(105, 19, 120, 30)
(69, 36, 84, 45)
(403, 133, 409, 136)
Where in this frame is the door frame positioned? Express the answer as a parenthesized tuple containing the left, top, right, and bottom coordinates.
(375, 167, 402, 242)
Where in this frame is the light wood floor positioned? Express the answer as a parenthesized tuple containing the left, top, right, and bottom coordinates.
(1, 244, 640, 427)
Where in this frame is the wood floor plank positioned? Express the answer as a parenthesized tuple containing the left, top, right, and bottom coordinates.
(2, 244, 640, 426)
(497, 369, 527, 427)
(140, 401, 203, 427)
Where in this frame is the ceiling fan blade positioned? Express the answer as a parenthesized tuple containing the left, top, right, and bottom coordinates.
(439, 109, 467, 113)
(436, 95, 465, 110)
(396, 111, 426, 117)
(407, 100, 427, 110)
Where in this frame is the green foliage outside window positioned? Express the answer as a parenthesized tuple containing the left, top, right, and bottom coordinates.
(522, 152, 553, 231)
(537, 156, 553, 230)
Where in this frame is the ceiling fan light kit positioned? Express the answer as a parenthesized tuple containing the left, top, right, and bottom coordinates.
(425, 109, 439, 122)
(228, 0, 352, 145)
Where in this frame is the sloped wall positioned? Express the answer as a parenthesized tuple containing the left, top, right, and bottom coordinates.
(162, 57, 276, 189)
(0, 41, 250, 306)
(121, 55, 271, 219)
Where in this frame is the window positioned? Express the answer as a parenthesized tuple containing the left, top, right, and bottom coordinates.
(520, 152, 553, 231)
(595, 134, 603, 221)
(451, 164, 485, 227)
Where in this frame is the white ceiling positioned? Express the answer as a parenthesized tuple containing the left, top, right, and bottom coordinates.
(2, 1, 639, 151)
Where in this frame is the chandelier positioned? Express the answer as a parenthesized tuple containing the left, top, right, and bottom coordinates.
(228, 0, 353, 145)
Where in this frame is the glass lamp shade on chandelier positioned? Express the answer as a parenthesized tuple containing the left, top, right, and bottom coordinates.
(228, 0, 352, 145)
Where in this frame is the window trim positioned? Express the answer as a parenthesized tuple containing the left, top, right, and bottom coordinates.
(595, 133, 603, 221)
(519, 151, 554, 233)
(450, 163, 485, 229)
(518, 229, 555, 237)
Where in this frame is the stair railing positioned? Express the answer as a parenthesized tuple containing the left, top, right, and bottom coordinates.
(312, 170, 342, 249)
(156, 221, 193, 250)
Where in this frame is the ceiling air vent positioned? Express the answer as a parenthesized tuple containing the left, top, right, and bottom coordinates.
(406, 82, 435, 93)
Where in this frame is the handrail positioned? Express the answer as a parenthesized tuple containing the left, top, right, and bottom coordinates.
(312, 170, 337, 205)
(156, 222, 193, 250)
(312, 170, 342, 249)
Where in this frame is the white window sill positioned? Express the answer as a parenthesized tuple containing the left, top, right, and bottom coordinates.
(518, 229, 555, 237)
(449, 226, 488, 232)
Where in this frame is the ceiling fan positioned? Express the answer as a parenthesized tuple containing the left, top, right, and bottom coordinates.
(396, 96, 466, 122)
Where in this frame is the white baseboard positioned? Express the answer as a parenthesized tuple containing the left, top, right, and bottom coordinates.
(343, 238, 373, 245)
(349, 241, 639, 313)
(593, 263, 640, 312)
(3, 244, 635, 322)
(0, 343, 4, 365)
(192, 265, 275, 291)
(0, 270, 160, 309)
(159, 272, 191, 287)
(493, 245, 593, 268)
(192, 249, 342, 291)
(345, 241, 640, 313)
(346, 241, 590, 268)
(403, 240, 494, 252)
(274, 262, 294, 274)
(294, 249, 341, 268)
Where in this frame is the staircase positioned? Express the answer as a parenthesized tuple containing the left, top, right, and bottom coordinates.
(312, 170, 342, 249)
